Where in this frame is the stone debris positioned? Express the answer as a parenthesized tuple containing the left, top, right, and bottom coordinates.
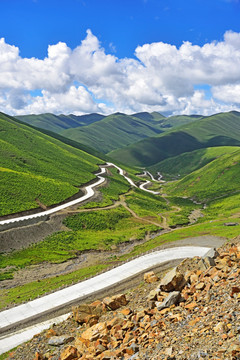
(48, 335, 74, 346)
(103, 294, 129, 310)
(158, 267, 186, 292)
(156, 291, 181, 310)
(143, 271, 159, 283)
(7, 240, 240, 360)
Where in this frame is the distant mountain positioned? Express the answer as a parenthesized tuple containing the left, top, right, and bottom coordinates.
(16, 113, 105, 133)
(16, 111, 201, 154)
(0, 112, 103, 216)
(61, 113, 166, 153)
(109, 111, 240, 167)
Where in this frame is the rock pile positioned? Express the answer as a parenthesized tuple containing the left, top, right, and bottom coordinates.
(7, 242, 240, 360)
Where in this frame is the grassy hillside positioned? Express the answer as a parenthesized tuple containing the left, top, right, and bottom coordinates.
(149, 146, 239, 179)
(16, 113, 105, 133)
(61, 113, 165, 153)
(164, 148, 240, 202)
(29, 126, 107, 160)
(109, 111, 240, 167)
(0, 112, 103, 216)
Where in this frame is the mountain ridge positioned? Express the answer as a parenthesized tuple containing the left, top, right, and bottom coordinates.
(16, 111, 202, 154)
(109, 111, 240, 166)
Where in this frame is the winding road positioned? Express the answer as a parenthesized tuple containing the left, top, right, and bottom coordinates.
(0, 162, 158, 228)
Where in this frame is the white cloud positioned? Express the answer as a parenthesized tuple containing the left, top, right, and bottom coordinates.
(1, 30, 240, 116)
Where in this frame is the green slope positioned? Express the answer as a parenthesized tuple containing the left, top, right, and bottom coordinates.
(60, 113, 165, 153)
(16, 113, 105, 133)
(149, 146, 239, 179)
(0, 112, 103, 216)
(29, 126, 107, 160)
(109, 111, 240, 167)
(164, 148, 240, 202)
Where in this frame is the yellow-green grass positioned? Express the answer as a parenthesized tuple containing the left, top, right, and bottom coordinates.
(125, 188, 170, 220)
(0, 113, 102, 216)
(0, 168, 78, 216)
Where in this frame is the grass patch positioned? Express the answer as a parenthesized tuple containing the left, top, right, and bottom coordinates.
(118, 217, 239, 261)
(64, 207, 130, 231)
(125, 188, 169, 220)
(165, 196, 203, 227)
(0, 207, 158, 272)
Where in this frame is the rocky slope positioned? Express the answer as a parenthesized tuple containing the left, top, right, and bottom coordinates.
(6, 239, 240, 360)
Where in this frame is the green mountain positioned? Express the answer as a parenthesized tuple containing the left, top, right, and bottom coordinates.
(149, 146, 239, 179)
(60, 112, 166, 153)
(17, 112, 201, 154)
(165, 148, 240, 202)
(16, 113, 105, 133)
(0, 112, 103, 216)
(109, 111, 240, 167)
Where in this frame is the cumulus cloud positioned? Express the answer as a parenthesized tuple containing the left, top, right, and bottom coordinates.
(0, 29, 240, 116)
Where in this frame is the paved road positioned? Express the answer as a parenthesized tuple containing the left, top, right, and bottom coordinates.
(0, 246, 211, 354)
(139, 180, 159, 195)
(0, 163, 163, 228)
(0, 163, 138, 227)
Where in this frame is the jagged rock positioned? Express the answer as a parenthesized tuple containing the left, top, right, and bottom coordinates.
(60, 345, 79, 360)
(204, 248, 219, 259)
(190, 273, 199, 284)
(224, 222, 239, 226)
(74, 336, 90, 353)
(81, 321, 108, 341)
(199, 257, 215, 270)
(155, 291, 181, 310)
(72, 302, 105, 324)
(147, 288, 160, 301)
(144, 271, 159, 283)
(159, 267, 186, 292)
(48, 335, 74, 346)
(103, 293, 128, 310)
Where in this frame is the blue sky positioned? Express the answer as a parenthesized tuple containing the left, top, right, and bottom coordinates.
(0, 0, 240, 115)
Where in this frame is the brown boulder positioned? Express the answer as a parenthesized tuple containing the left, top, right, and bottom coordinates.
(60, 346, 79, 360)
(159, 267, 186, 292)
(103, 294, 128, 310)
(72, 303, 104, 324)
(81, 322, 108, 342)
(144, 271, 159, 283)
